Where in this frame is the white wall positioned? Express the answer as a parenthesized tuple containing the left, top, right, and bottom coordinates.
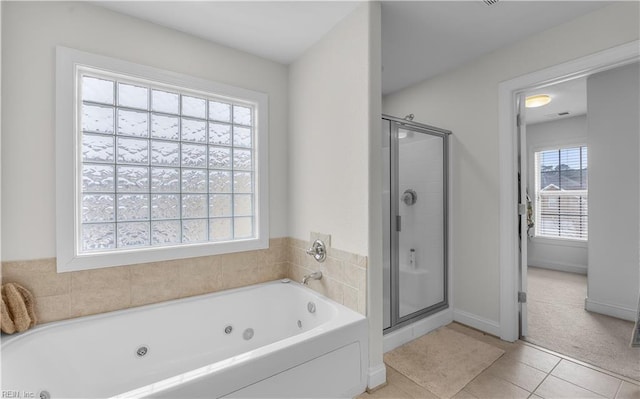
(586, 62, 639, 321)
(527, 116, 588, 274)
(383, 3, 639, 331)
(1, 2, 289, 261)
(288, 5, 371, 256)
(288, 2, 384, 386)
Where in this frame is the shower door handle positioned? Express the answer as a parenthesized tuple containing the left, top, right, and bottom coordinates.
(396, 215, 402, 232)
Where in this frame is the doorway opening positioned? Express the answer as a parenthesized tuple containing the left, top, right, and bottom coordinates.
(499, 40, 640, 380)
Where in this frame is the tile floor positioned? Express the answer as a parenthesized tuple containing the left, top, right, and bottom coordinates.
(359, 323, 640, 399)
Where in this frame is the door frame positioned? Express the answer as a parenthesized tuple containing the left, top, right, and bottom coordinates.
(497, 40, 640, 342)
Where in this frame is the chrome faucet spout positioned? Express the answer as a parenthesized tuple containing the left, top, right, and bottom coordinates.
(302, 271, 323, 285)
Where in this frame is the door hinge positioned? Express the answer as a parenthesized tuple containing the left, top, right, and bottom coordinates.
(517, 113, 522, 127)
(518, 203, 526, 216)
(396, 215, 402, 232)
(518, 292, 527, 303)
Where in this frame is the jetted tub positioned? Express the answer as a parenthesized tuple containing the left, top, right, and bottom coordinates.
(1, 280, 368, 398)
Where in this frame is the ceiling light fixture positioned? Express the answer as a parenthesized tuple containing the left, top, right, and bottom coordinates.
(525, 94, 552, 108)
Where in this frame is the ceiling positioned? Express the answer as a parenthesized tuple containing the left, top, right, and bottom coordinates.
(381, 1, 609, 94)
(97, 1, 361, 64)
(525, 78, 587, 125)
(96, 1, 610, 95)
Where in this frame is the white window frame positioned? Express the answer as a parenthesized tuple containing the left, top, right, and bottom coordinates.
(56, 47, 269, 272)
(533, 144, 587, 242)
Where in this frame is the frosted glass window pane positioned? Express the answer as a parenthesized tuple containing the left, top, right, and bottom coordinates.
(210, 218, 232, 241)
(82, 164, 114, 192)
(234, 194, 253, 216)
(82, 134, 114, 163)
(82, 223, 115, 251)
(181, 118, 207, 143)
(117, 137, 149, 165)
(182, 194, 207, 219)
(209, 123, 232, 146)
(151, 194, 180, 220)
(210, 171, 232, 193)
(151, 90, 179, 114)
(181, 143, 207, 168)
(182, 96, 206, 119)
(117, 166, 149, 192)
(117, 222, 150, 247)
(182, 219, 207, 242)
(209, 101, 231, 122)
(117, 194, 149, 221)
(152, 220, 181, 245)
(151, 141, 180, 166)
(82, 76, 114, 104)
(233, 172, 252, 193)
(233, 105, 252, 126)
(82, 104, 114, 134)
(210, 194, 232, 217)
(118, 83, 148, 110)
(209, 146, 231, 169)
(117, 109, 148, 137)
(233, 149, 252, 171)
(151, 167, 180, 193)
(233, 126, 251, 148)
(182, 169, 207, 193)
(82, 194, 114, 223)
(151, 114, 179, 141)
(234, 217, 253, 239)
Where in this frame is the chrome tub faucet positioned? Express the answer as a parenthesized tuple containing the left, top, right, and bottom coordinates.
(302, 271, 323, 285)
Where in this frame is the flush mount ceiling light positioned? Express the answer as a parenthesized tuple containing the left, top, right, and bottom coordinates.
(525, 94, 552, 108)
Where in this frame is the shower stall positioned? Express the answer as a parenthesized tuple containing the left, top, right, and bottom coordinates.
(382, 115, 451, 332)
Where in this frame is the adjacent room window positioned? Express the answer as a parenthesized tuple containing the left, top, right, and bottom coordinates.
(56, 47, 268, 272)
(534, 146, 588, 240)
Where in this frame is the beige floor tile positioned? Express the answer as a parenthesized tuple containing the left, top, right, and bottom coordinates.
(534, 375, 605, 398)
(551, 360, 622, 398)
(452, 389, 479, 398)
(504, 344, 561, 373)
(486, 356, 547, 392)
(529, 395, 544, 399)
(357, 382, 413, 399)
(615, 381, 640, 399)
(464, 372, 530, 399)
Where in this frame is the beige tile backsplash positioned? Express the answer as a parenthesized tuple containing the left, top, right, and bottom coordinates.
(1, 237, 367, 325)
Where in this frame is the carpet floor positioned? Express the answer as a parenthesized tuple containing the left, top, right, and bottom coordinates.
(526, 267, 640, 381)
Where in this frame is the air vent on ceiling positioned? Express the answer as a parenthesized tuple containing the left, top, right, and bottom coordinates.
(482, 0, 500, 6)
(558, 112, 570, 116)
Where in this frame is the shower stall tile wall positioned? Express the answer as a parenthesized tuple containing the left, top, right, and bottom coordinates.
(0, 238, 367, 324)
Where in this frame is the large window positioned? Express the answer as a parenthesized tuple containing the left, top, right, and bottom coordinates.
(534, 146, 588, 240)
(56, 47, 268, 272)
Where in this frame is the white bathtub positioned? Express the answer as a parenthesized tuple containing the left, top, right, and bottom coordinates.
(1, 280, 368, 398)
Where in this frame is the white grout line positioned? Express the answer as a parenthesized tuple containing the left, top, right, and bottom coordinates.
(521, 340, 639, 386)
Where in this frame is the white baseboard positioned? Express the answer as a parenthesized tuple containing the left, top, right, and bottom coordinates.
(585, 298, 636, 321)
(383, 308, 453, 353)
(528, 260, 587, 275)
(453, 309, 501, 336)
(367, 363, 387, 390)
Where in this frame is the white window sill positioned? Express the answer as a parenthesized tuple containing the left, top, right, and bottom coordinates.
(530, 236, 587, 248)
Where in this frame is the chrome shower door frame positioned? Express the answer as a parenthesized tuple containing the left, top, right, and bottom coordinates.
(384, 114, 451, 334)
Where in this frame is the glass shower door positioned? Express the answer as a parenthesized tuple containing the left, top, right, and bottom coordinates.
(396, 127, 445, 320)
(383, 115, 449, 332)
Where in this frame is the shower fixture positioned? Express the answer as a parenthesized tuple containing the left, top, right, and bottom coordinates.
(404, 114, 414, 121)
(401, 189, 417, 206)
